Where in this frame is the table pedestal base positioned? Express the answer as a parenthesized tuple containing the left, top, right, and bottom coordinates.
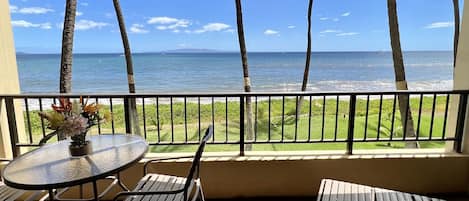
(48, 174, 129, 201)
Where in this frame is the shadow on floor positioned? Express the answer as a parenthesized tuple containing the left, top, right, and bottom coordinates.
(437, 194, 469, 201)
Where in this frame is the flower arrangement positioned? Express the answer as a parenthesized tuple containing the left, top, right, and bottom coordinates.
(39, 97, 111, 147)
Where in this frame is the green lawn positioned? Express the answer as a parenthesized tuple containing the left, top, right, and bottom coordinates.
(20, 95, 452, 153)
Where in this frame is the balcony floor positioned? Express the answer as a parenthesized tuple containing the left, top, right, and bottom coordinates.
(209, 194, 469, 201)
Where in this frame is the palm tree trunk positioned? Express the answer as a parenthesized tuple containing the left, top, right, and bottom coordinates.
(58, 0, 77, 140)
(453, 0, 460, 68)
(297, 0, 314, 120)
(387, 0, 418, 148)
(59, 0, 76, 94)
(113, 0, 141, 135)
(235, 0, 254, 151)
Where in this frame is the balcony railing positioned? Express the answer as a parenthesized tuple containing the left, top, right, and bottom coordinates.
(2, 90, 468, 157)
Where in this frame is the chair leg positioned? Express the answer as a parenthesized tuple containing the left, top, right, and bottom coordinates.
(190, 179, 205, 201)
(190, 181, 200, 201)
(198, 187, 206, 201)
(79, 184, 83, 199)
(197, 180, 206, 201)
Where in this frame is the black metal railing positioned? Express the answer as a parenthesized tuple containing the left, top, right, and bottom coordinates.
(2, 90, 468, 157)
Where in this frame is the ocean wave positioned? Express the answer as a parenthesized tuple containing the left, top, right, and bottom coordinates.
(255, 80, 452, 92)
(252, 62, 452, 69)
(406, 63, 452, 67)
(20, 80, 453, 110)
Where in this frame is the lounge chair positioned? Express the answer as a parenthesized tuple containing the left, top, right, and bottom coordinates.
(317, 179, 445, 201)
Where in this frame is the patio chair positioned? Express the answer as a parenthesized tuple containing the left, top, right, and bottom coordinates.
(112, 125, 214, 201)
(317, 179, 446, 201)
(0, 159, 44, 201)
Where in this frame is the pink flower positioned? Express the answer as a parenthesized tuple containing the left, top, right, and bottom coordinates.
(59, 114, 88, 137)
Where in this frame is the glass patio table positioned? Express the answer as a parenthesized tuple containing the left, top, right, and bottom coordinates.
(2, 134, 148, 201)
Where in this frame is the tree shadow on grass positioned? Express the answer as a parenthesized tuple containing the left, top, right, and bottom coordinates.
(229, 111, 297, 151)
(150, 129, 202, 153)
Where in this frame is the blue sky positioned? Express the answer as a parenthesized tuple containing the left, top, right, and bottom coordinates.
(9, 0, 464, 53)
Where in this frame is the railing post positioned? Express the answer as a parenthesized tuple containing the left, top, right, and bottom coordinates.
(347, 95, 356, 155)
(454, 93, 468, 153)
(123, 97, 132, 134)
(239, 96, 245, 156)
(5, 97, 20, 158)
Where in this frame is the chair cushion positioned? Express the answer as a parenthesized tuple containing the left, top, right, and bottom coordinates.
(126, 174, 194, 201)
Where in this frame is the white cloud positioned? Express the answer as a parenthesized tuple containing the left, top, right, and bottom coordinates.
(148, 17, 191, 31)
(167, 20, 190, 29)
(287, 25, 296, 29)
(320, 29, 341, 34)
(264, 29, 279, 35)
(202, 23, 230, 31)
(130, 24, 149, 34)
(332, 18, 339, 22)
(341, 12, 351, 17)
(11, 20, 37, 27)
(194, 23, 230, 33)
(225, 29, 235, 33)
(75, 20, 109, 30)
(10, 5, 18, 13)
(336, 32, 359, 36)
(105, 13, 113, 19)
(319, 17, 329, 21)
(15, 7, 54, 14)
(40, 23, 52, 29)
(147, 16, 181, 24)
(11, 20, 51, 29)
(424, 21, 453, 29)
(81, 2, 89, 6)
(148, 17, 233, 35)
(156, 26, 168, 30)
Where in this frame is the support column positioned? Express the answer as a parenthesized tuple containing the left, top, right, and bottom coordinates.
(446, 0, 469, 153)
(0, 1, 26, 158)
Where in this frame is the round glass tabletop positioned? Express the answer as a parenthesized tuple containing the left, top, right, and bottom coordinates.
(2, 134, 148, 190)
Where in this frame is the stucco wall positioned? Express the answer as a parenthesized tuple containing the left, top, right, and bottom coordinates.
(454, 1, 469, 90)
(0, 0, 26, 158)
(43, 152, 469, 200)
(453, 0, 469, 154)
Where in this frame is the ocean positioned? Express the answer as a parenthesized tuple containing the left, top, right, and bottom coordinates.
(16, 51, 453, 93)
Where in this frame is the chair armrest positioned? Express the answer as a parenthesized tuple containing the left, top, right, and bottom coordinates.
(143, 156, 194, 175)
(112, 189, 185, 201)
